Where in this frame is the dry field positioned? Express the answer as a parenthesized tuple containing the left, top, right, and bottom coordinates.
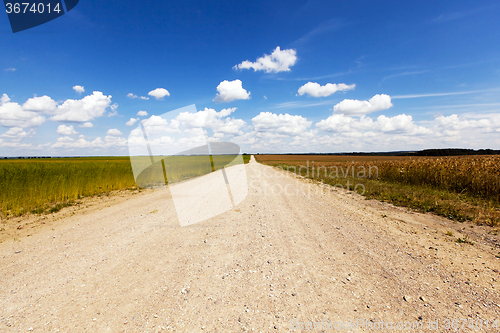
(256, 154, 500, 227)
(255, 154, 419, 164)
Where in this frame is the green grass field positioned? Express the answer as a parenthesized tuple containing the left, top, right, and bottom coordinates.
(1, 154, 251, 217)
(132, 154, 249, 188)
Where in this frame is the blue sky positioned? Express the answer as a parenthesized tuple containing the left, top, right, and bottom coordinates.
(1, 0, 500, 155)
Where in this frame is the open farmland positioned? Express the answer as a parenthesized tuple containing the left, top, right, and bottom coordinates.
(0, 155, 251, 217)
(0, 157, 137, 217)
(1, 156, 499, 331)
(256, 154, 500, 227)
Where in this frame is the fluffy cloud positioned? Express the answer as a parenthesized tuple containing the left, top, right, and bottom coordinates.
(127, 93, 149, 100)
(57, 125, 78, 135)
(233, 47, 297, 73)
(213, 79, 250, 103)
(0, 140, 37, 149)
(5, 68, 16, 72)
(176, 107, 246, 135)
(79, 122, 94, 128)
(137, 110, 148, 116)
(22, 95, 57, 113)
(333, 94, 393, 116)
(107, 128, 122, 136)
(0, 94, 46, 128)
(51, 91, 113, 122)
(140, 115, 176, 133)
(298, 82, 356, 97)
(316, 113, 431, 135)
(1, 92, 113, 128)
(148, 88, 170, 100)
(142, 115, 168, 127)
(0, 127, 35, 142)
(129, 107, 245, 155)
(376, 115, 431, 134)
(126, 118, 139, 126)
(434, 114, 496, 131)
(107, 103, 119, 117)
(73, 85, 85, 94)
(252, 112, 312, 136)
(52, 134, 127, 150)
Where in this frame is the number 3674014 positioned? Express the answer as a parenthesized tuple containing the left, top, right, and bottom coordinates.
(5, 3, 62, 14)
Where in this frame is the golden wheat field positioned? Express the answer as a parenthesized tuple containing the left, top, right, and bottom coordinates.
(256, 154, 500, 226)
(257, 155, 500, 200)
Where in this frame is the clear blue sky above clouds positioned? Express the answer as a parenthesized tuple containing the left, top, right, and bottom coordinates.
(1, 0, 500, 155)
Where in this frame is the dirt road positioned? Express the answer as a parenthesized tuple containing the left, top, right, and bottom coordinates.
(1, 157, 499, 332)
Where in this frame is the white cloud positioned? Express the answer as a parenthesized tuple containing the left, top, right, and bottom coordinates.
(108, 103, 119, 117)
(176, 107, 246, 135)
(107, 128, 122, 136)
(104, 135, 127, 146)
(0, 140, 36, 149)
(51, 91, 113, 122)
(316, 113, 431, 135)
(139, 115, 177, 134)
(252, 112, 312, 136)
(57, 125, 78, 135)
(0, 94, 46, 128)
(376, 115, 432, 134)
(148, 88, 170, 100)
(1, 94, 9, 104)
(333, 94, 393, 116)
(73, 85, 85, 94)
(52, 136, 96, 149)
(137, 110, 148, 116)
(22, 95, 57, 113)
(233, 47, 298, 73)
(315, 113, 357, 133)
(79, 122, 94, 128)
(142, 115, 169, 127)
(0, 127, 35, 142)
(298, 82, 356, 97)
(126, 118, 139, 126)
(5, 68, 16, 72)
(129, 108, 245, 154)
(213, 79, 250, 103)
(434, 114, 495, 131)
(127, 93, 149, 100)
(51, 134, 127, 150)
(307, 112, 500, 152)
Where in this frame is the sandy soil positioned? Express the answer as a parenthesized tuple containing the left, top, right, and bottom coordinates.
(1, 157, 499, 332)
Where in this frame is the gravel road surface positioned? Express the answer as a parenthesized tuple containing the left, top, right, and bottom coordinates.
(1, 157, 499, 332)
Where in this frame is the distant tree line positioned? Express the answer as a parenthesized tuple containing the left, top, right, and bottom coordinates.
(252, 148, 500, 157)
(401, 148, 500, 156)
(3, 149, 500, 159)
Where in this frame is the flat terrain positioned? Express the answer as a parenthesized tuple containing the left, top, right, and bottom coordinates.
(1, 157, 500, 332)
(254, 154, 416, 163)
